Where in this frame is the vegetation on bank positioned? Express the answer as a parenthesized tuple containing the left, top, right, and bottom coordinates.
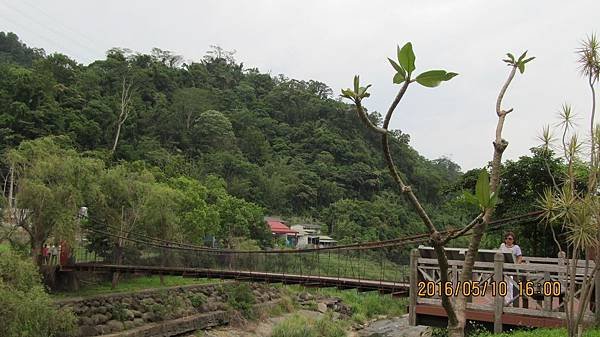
(0, 249, 77, 337)
(272, 312, 347, 337)
(282, 285, 406, 324)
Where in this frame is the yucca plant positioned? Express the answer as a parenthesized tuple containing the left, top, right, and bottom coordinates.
(536, 35, 600, 336)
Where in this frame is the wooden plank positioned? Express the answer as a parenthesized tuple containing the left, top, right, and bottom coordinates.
(503, 306, 566, 319)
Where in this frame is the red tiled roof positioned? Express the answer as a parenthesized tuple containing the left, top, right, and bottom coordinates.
(267, 220, 297, 235)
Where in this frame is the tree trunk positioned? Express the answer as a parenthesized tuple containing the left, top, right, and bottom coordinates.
(31, 237, 43, 266)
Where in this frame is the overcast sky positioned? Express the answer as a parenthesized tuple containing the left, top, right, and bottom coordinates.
(1, 0, 598, 171)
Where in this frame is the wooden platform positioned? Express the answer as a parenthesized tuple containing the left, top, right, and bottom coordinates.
(408, 247, 597, 333)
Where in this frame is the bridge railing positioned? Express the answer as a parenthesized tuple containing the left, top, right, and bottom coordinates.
(409, 247, 597, 332)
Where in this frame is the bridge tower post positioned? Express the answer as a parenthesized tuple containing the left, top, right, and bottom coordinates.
(409, 248, 419, 326)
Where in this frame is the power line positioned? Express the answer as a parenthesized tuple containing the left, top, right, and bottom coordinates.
(0, 0, 99, 61)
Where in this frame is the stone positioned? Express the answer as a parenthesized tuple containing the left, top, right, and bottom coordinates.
(317, 302, 328, 313)
(357, 317, 432, 337)
(91, 313, 109, 325)
(123, 320, 135, 330)
(106, 320, 124, 333)
(124, 309, 135, 320)
(78, 325, 98, 337)
(131, 309, 142, 318)
(78, 316, 93, 326)
(96, 324, 110, 335)
(133, 318, 145, 327)
(142, 312, 155, 322)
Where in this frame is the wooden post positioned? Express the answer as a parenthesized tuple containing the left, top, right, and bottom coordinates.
(409, 248, 419, 326)
(595, 262, 600, 322)
(543, 271, 551, 311)
(558, 251, 566, 312)
(494, 251, 504, 333)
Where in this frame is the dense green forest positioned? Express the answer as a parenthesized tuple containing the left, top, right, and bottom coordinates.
(0, 32, 561, 253)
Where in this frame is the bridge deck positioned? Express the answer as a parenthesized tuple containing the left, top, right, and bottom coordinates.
(67, 263, 410, 295)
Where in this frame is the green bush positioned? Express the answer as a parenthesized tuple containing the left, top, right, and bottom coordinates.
(189, 293, 207, 309)
(0, 250, 77, 337)
(225, 283, 256, 319)
(111, 303, 128, 322)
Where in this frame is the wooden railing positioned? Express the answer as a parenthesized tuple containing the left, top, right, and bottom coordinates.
(408, 248, 597, 332)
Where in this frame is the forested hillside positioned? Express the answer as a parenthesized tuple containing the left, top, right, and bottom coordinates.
(0, 32, 473, 244)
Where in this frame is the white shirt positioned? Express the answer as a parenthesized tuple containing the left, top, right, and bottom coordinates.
(500, 243, 522, 257)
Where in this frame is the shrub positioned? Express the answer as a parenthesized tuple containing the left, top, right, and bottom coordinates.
(0, 250, 77, 337)
(189, 293, 207, 309)
(111, 303, 128, 322)
(225, 283, 256, 319)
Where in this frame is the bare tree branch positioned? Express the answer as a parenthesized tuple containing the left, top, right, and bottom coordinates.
(111, 78, 133, 154)
(442, 213, 484, 245)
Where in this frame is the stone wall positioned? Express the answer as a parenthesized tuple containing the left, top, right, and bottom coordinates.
(55, 282, 281, 337)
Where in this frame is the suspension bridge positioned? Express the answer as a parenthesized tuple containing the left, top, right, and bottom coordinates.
(59, 212, 541, 297)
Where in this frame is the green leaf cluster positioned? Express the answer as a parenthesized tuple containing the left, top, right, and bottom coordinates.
(463, 171, 500, 211)
(341, 75, 372, 103)
(503, 51, 535, 74)
(387, 42, 458, 87)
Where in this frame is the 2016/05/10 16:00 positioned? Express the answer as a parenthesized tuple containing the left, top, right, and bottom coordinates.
(417, 281, 562, 297)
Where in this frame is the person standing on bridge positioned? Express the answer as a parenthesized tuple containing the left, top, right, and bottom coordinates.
(50, 244, 58, 265)
(499, 231, 523, 305)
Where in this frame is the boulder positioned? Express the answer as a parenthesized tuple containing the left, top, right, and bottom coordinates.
(106, 320, 124, 333)
(91, 313, 109, 325)
(78, 325, 98, 337)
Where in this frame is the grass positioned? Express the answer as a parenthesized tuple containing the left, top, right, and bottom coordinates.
(271, 312, 347, 337)
(51, 275, 219, 299)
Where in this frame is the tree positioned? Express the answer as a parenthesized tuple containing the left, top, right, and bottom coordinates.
(142, 183, 183, 285)
(172, 87, 215, 131)
(89, 164, 154, 288)
(341, 42, 533, 336)
(5, 136, 103, 265)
